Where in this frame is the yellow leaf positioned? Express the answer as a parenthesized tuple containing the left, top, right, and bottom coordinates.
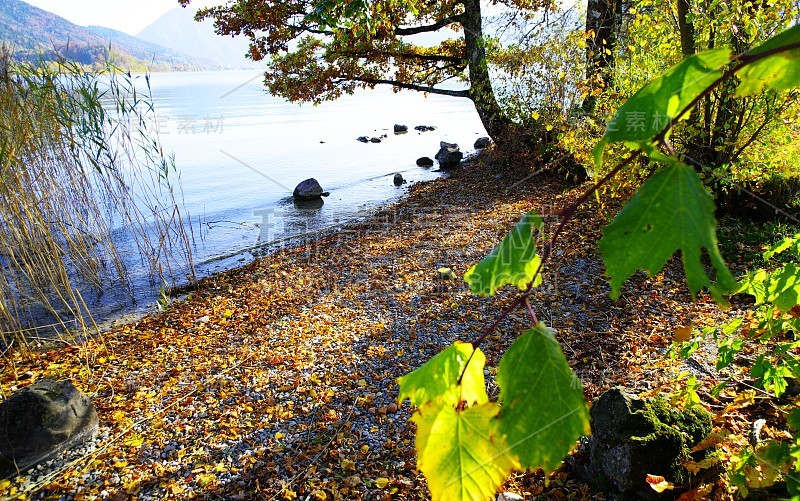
(374, 477, 390, 489)
(646, 474, 674, 492)
(274, 432, 286, 439)
(341, 458, 356, 471)
(213, 462, 227, 473)
(357, 379, 367, 388)
(359, 444, 369, 455)
(0, 479, 11, 490)
(673, 323, 694, 342)
(312, 489, 327, 500)
(223, 309, 234, 319)
(123, 434, 144, 447)
(282, 489, 297, 500)
(545, 124, 554, 131)
(196, 473, 216, 487)
(531, 111, 540, 121)
(113, 460, 129, 468)
(112, 410, 126, 423)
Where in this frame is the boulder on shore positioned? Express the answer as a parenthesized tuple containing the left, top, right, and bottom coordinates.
(369, 137, 382, 143)
(393, 173, 405, 186)
(356, 136, 369, 143)
(414, 125, 436, 132)
(434, 141, 463, 169)
(0, 379, 98, 479)
(573, 388, 713, 499)
(416, 156, 434, 167)
(393, 124, 408, 133)
(293, 178, 325, 200)
(474, 136, 492, 149)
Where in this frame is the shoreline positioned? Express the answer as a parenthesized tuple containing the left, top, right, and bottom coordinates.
(0, 157, 736, 499)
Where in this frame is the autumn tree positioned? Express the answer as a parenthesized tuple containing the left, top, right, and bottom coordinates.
(178, 0, 551, 142)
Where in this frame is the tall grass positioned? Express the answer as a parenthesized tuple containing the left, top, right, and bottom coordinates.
(0, 46, 194, 349)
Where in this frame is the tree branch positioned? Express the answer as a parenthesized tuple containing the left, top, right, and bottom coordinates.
(352, 77, 469, 97)
(395, 14, 464, 36)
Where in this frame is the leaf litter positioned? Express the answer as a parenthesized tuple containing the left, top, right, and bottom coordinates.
(0, 154, 782, 499)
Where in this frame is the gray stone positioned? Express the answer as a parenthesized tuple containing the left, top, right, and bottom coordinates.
(393, 124, 408, 133)
(393, 173, 404, 186)
(0, 379, 98, 479)
(575, 388, 712, 499)
(474, 136, 492, 149)
(369, 137, 382, 143)
(293, 178, 324, 200)
(356, 136, 369, 143)
(414, 125, 436, 132)
(416, 157, 434, 167)
(434, 141, 463, 169)
(496, 493, 523, 501)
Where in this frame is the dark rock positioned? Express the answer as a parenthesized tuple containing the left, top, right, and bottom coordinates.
(416, 156, 434, 167)
(434, 141, 463, 169)
(0, 379, 98, 479)
(393, 173, 404, 186)
(394, 124, 408, 133)
(369, 137, 382, 143)
(293, 178, 324, 200)
(356, 136, 369, 143)
(414, 125, 436, 132)
(474, 136, 492, 149)
(574, 388, 713, 499)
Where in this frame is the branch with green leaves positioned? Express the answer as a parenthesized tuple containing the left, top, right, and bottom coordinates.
(397, 24, 800, 501)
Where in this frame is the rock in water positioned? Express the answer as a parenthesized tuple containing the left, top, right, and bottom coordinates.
(369, 137, 382, 143)
(414, 125, 436, 132)
(575, 388, 712, 499)
(0, 379, 98, 479)
(393, 173, 404, 186)
(434, 141, 463, 169)
(393, 124, 408, 133)
(474, 136, 491, 149)
(356, 136, 369, 143)
(416, 156, 434, 167)
(293, 178, 324, 200)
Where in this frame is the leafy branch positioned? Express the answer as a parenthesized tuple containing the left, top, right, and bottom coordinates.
(398, 23, 800, 501)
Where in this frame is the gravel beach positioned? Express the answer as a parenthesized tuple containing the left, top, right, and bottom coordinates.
(1, 155, 736, 500)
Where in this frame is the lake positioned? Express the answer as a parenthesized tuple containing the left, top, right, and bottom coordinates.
(99, 70, 487, 319)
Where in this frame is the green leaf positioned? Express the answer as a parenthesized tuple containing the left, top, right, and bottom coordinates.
(413, 401, 519, 501)
(764, 233, 800, 260)
(736, 24, 800, 97)
(496, 323, 589, 472)
(738, 264, 800, 312)
(599, 162, 736, 303)
(593, 49, 731, 167)
(398, 342, 488, 408)
(464, 210, 543, 297)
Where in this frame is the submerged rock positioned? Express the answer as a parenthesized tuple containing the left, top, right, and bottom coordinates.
(414, 125, 436, 132)
(356, 136, 369, 143)
(393, 173, 405, 186)
(393, 124, 408, 133)
(0, 379, 98, 479)
(434, 141, 463, 169)
(575, 388, 713, 499)
(293, 178, 325, 200)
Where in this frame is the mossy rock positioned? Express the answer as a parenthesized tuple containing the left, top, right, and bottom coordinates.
(581, 388, 712, 499)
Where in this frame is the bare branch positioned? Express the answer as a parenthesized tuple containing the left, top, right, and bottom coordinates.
(395, 14, 465, 36)
(353, 77, 469, 97)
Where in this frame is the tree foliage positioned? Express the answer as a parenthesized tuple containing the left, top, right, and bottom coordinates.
(178, 0, 556, 140)
(399, 23, 800, 501)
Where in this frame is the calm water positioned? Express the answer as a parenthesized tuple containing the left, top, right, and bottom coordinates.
(105, 70, 487, 316)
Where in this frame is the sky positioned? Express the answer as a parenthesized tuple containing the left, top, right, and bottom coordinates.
(24, 0, 215, 35)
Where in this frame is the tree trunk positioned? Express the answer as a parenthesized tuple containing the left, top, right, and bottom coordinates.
(582, 0, 621, 113)
(461, 0, 514, 142)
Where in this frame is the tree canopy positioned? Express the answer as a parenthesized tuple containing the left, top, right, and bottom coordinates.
(178, 0, 551, 141)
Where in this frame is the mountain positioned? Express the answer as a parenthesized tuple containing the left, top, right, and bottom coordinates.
(137, 8, 260, 70)
(0, 0, 213, 70)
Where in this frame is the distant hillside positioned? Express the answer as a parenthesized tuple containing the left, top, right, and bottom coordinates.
(0, 0, 214, 71)
(137, 8, 260, 70)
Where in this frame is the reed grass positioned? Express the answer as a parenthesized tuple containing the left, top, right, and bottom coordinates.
(0, 45, 194, 352)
